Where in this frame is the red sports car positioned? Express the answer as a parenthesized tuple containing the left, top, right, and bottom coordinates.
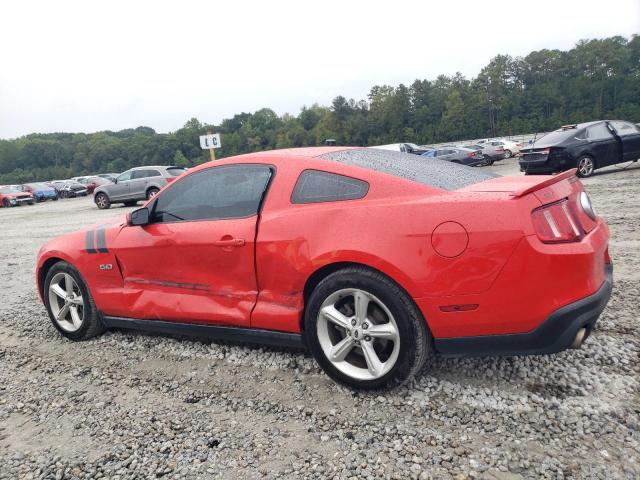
(36, 147, 612, 389)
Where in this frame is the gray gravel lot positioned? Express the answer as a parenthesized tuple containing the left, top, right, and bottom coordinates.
(0, 158, 639, 479)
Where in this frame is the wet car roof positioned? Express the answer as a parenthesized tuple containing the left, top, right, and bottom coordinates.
(318, 148, 497, 191)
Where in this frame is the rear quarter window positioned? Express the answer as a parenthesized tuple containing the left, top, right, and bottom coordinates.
(291, 170, 369, 204)
(167, 167, 187, 176)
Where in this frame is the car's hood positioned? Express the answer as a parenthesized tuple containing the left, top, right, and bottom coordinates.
(2, 192, 30, 198)
(39, 215, 127, 259)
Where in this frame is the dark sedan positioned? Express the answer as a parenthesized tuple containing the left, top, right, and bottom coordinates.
(519, 120, 640, 177)
(422, 146, 487, 166)
(49, 180, 89, 198)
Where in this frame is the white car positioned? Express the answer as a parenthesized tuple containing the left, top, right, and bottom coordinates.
(370, 143, 426, 154)
(477, 139, 522, 158)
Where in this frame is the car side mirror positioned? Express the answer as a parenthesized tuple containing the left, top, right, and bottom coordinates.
(113, 178, 118, 184)
(128, 207, 150, 226)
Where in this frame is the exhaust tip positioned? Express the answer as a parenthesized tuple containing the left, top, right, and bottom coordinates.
(570, 327, 587, 349)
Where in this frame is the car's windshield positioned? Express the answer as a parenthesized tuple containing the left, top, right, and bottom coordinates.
(0, 185, 20, 193)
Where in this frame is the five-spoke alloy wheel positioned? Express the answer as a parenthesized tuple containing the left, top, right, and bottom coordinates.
(43, 261, 104, 340)
(577, 156, 595, 177)
(317, 288, 401, 381)
(48, 272, 85, 332)
(306, 267, 430, 389)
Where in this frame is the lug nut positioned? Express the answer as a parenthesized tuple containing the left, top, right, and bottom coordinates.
(362, 322, 369, 329)
(364, 336, 371, 342)
(351, 319, 357, 326)
(354, 340, 361, 346)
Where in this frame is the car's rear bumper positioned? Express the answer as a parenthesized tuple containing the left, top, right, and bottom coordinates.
(434, 263, 613, 357)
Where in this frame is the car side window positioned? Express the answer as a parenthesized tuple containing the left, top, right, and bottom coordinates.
(150, 164, 273, 223)
(587, 123, 613, 141)
(117, 171, 132, 182)
(609, 121, 636, 137)
(131, 170, 147, 180)
(291, 170, 369, 204)
(148, 169, 161, 177)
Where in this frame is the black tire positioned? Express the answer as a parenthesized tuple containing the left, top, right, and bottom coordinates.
(146, 187, 159, 200)
(576, 155, 596, 178)
(52, 196, 58, 201)
(2, 198, 9, 208)
(123, 201, 138, 207)
(305, 267, 431, 390)
(43, 261, 105, 341)
(504, 149, 512, 158)
(95, 192, 111, 209)
(28, 200, 34, 205)
(486, 159, 495, 166)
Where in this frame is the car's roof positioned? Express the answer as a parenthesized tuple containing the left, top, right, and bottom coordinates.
(128, 165, 180, 170)
(188, 147, 497, 191)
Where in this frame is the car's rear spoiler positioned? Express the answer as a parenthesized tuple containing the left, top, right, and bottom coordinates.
(460, 169, 578, 198)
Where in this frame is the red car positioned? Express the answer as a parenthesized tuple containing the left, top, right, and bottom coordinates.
(0, 185, 35, 207)
(79, 176, 112, 194)
(36, 147, 612, 389)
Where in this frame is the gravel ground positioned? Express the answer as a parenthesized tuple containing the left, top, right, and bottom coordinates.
(0, 159, 639, 479)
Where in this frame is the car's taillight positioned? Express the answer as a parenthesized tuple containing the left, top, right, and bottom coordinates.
(166, 177, 175, 183)
(531, 199, 583, 243)
(468, 152, 476, 157)
(496, 147, 504, 152)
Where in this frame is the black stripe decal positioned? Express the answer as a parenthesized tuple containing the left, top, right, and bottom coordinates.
(85, 230, 97, 254)
(96, 228, 108, 253)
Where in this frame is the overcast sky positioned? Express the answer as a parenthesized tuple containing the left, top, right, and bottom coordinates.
(1, 0, 638, 139)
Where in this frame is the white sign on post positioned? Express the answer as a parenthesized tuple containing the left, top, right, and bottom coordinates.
(199, 133, 221, 150)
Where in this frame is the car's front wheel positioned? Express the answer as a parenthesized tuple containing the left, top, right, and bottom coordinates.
(146, 187, 159, 200)
(504, 149, 512, 158)
(305, 267, 430, 390)
(577, 155, 595, 177)
(43, 261, 105, 341)
(95, 192, 111, 209)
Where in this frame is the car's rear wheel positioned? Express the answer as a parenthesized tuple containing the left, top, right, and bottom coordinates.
(146, 187, 159, 200)
(43, 261, 105, 341)
(504, 149, 512, 158)
(305, 267, 430, 390)
(95, 193, 111, 209)
(577, 155, 595, 177)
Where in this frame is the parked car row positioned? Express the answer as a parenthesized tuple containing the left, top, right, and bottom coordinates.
(371, 138, 523, 168)
(0, 172, 119, 208)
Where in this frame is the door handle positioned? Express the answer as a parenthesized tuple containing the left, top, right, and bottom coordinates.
(213, 237, 245, 247)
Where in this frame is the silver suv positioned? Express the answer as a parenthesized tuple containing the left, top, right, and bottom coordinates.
(94, 166, 186, 209)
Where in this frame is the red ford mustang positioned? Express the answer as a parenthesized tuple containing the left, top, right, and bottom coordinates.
(36, 147, 613, 389)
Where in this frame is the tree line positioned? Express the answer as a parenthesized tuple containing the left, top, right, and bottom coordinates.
(1, 35, 638, 184)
